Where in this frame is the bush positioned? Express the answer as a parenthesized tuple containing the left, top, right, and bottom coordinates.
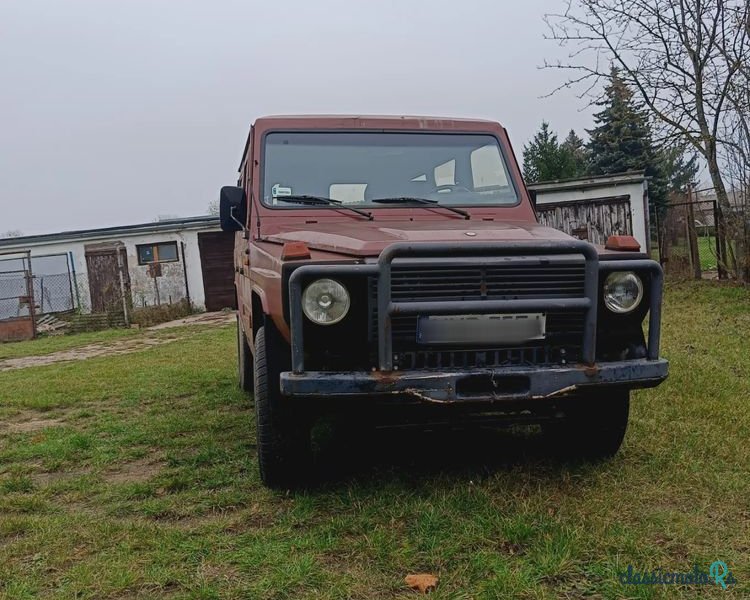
(130, 299, 194, 328)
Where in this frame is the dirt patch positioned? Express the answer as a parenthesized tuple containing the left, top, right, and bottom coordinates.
(147, 311, 235, 330)
(0, 311, 235, 372)
(0, 337, 180, 372)
(104, 456, 166, 485)
(31, 468, 91, 486)
(196, 561, 242, 585)
(3, 417, 64, 433)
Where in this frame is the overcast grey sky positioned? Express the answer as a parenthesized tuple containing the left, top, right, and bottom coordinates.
(0, 0, 593, 235)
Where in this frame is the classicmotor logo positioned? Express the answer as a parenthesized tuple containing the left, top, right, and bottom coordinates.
(619, 561, 736, 589)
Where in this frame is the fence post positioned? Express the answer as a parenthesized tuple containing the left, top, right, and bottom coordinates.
(686, 186, 701, 279)
(69, 251, 81, 310)
(25, 251, 37, 339)
(714, 201, 727, 280)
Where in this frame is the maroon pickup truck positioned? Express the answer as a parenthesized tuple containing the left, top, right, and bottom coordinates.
(219, 115, 668, 488)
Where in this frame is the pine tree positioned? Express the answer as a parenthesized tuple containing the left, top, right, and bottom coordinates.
(659, 144, 699, 194)
(523, 122, 587, 183)
(523, 122, 560, 183)
(560, 129, 588, 178)
(586, 67, 667, 206)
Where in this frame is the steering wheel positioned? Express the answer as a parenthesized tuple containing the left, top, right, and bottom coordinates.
(433, 184, 473, 194)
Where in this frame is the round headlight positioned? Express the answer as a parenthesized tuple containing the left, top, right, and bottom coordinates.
(604, 271, 644, 314)
(302, 278, 350, 325)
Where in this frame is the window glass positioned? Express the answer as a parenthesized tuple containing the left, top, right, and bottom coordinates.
(138, 246, 155, 264)
(433, 159, 456, 187)
(329, 183, 367, 204)
(137, 242, 178, 265)
(158, 242, 178, 262)
(262, 132, 518, 208)
(471, 144, 508, 189)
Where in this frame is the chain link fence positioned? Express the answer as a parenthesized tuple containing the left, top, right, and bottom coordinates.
(0, 253, 80, 319)
(0, 251, 36, 341)
(0, 269, 34, 320)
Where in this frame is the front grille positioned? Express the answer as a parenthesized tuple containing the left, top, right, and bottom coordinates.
(369, 256, 587, 369)
(389, 256, 585, 302)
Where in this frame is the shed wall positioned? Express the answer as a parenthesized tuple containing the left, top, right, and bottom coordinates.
(0, 226, 223, 313)
(534, 181, 649, 251)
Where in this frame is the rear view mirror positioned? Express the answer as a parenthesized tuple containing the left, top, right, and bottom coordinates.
(219, 186, 247, 232)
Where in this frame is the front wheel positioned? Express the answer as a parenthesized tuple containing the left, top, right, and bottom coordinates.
(254, 324, 312, 488)
(546, 391, 630, 459)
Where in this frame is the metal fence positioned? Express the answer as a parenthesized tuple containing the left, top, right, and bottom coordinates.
(650, 190, 723, 279)
(0, 250, 36, 341)
(0, 269, 34, 320)
(0, 252, 78, 319)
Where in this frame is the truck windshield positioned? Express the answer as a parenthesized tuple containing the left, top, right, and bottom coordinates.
(262, 132, 518, 208)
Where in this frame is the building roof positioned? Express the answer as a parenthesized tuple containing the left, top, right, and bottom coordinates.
(527, 171, 647, 192)
(0, 215, 220, 249)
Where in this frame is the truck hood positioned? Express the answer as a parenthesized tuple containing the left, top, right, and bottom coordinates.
(264, 220, 574, 257)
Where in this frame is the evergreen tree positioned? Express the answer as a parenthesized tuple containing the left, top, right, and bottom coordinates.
(523, 122, 587, 183)
(586, 67, 667, 206)
(523, 122, 559, 183)
(560, 129, 589, 178)
(659, 144, 699, 194)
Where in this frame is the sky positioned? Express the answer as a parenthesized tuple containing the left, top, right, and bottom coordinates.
(0, 0, 595, 236)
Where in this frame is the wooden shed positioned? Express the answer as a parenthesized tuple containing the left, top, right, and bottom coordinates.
(527, 171, 650, 252)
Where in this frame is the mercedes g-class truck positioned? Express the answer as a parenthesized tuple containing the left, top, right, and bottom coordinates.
(219, 115, 668, 488)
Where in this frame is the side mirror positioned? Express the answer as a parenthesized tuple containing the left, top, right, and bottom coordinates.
(219, 186, 247, 232)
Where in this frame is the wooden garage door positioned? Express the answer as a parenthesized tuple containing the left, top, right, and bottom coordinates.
(198, 232, 237, 312)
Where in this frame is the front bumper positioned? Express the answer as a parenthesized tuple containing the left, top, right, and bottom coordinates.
(288, 241, 666, 373)
(280, 358, 669, 403)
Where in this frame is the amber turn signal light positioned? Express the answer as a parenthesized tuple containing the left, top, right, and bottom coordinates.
(605, 235, 641, 251)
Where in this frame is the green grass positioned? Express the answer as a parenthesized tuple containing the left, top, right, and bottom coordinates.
(697, 235, 718, 270)
(0, 281, 748, 599)
(665, 235, 735, 272)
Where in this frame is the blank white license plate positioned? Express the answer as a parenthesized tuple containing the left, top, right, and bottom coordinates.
(417, 313, 546, 345)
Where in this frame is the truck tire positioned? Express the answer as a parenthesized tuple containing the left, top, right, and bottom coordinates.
(547, 391, 629, 459)
(254, 324, 312, 488)
(237, 315, 253, 393)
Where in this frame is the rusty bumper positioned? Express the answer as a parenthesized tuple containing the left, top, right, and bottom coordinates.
(279, 358, 669, 403)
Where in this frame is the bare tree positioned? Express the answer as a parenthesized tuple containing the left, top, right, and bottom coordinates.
(1, 230, 23, 238)
(720, 66, 750, 279)
(544, 0, 750, 222)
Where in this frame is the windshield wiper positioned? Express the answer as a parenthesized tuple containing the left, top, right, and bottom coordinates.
(274, 195, 373, 220)
(370, 197, 470, 220)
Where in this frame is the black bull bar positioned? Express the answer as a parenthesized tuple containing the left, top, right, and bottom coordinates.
(282, 241, 667, 401)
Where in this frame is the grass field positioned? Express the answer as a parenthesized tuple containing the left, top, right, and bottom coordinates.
(0, 281, 748, 599)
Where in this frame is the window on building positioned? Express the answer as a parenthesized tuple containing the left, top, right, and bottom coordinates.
(136, 242, 179, 265)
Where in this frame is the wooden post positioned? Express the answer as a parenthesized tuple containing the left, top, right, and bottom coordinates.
(715, 199, 728, 280)
(686, 186, 701, 279)
(653, 207, 663, 264)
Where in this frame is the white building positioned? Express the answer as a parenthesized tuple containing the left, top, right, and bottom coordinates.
(528, 171, 651, 252)
(0, 216, 235, 320)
